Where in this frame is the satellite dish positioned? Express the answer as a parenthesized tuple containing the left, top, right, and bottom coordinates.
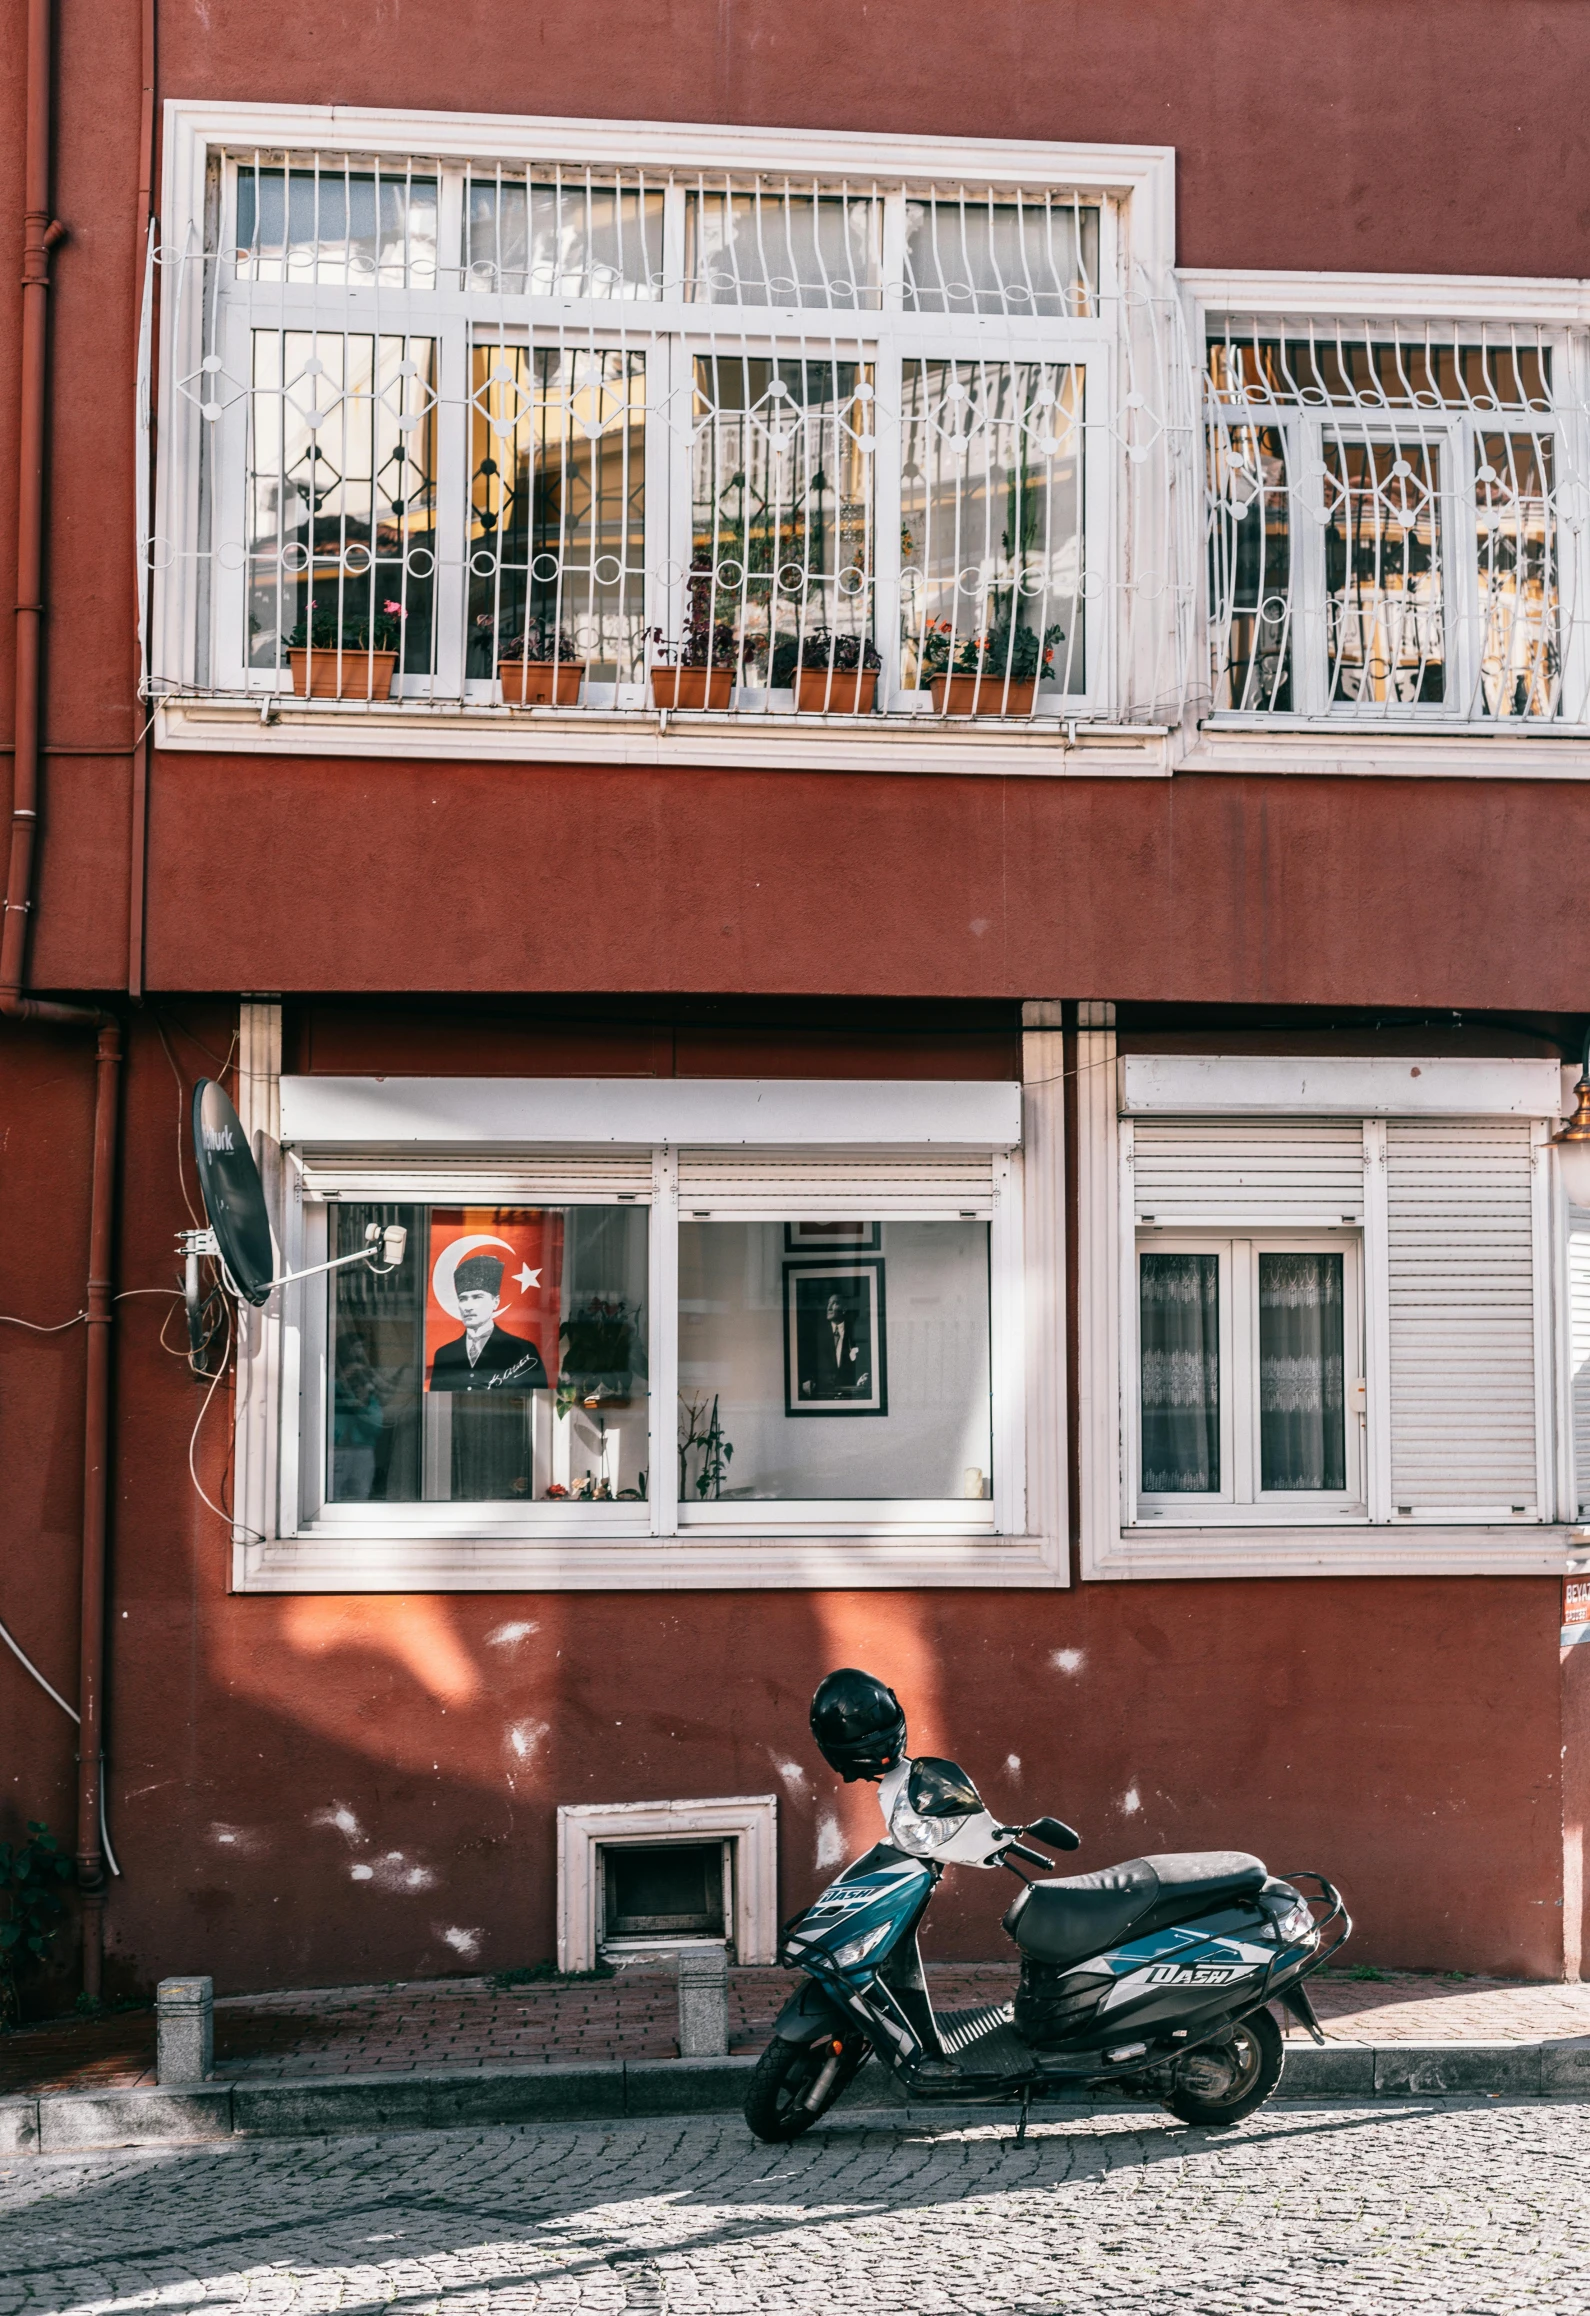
(191, 1080, 274, 1307)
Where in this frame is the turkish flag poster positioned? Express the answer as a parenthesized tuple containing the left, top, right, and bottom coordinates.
(424, 1208, 564, 1394)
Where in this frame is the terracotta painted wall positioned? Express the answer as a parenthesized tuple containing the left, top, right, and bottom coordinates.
(0, 1012, 1573, 1991)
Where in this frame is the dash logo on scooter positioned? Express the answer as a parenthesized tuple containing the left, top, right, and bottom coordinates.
(743, 1667, 1349, 2144)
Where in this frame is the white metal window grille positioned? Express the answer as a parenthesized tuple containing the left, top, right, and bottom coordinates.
(153, 147, 1197, 725)
(1204, 322, 1590, 724)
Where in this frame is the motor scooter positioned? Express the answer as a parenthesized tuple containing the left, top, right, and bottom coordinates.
(745, 1748, 1349, 2143)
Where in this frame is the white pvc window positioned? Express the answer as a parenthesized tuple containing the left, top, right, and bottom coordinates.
(1133, 1234, 1364, 1521)
(173, 139, 1192, 721)
(1205, 324, 1589, 724)
(286, 1149, 1020, 1543)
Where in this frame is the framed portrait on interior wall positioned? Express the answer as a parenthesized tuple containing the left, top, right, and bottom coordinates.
(784, 1259, 888, 1417)
(783, 1220, 881, 1254)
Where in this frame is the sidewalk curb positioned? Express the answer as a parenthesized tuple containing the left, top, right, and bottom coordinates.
(2, 2038, 1586, 2151)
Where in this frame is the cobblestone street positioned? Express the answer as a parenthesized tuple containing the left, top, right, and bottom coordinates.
(2, 2100, 1587, 2316)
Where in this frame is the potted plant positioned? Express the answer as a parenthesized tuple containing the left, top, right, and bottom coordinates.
(287, 597, 404, 700)
(649, 567, 746, 708)
(917, 612, 1067, 716)
(496, 615, 586, 707)
(770, 628, 882, 714)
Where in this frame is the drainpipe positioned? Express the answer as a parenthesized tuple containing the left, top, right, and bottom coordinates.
(3, 0, 121, 1999)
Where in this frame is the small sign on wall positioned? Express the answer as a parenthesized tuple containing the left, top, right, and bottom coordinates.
(1565, 1577, 1590, 1649)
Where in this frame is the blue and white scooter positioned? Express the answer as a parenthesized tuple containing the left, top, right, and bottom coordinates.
(744, 1669, 1349, 2143)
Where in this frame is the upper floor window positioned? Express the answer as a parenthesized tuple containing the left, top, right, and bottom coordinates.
(152, 118, 1188, 737)
(1205, 321, 1583, 724)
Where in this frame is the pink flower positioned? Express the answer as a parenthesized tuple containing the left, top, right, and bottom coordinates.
(383, 599, 404, 617)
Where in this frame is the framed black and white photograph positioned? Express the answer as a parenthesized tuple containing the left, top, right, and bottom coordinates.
(783, 1220, 881, 1254)
(783, 1259, 888, 1417)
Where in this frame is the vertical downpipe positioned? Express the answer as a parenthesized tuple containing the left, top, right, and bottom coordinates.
(3, 0, 123, 1998)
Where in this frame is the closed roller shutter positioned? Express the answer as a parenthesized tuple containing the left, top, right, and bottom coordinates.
(295, 1147, 655, 1202)
(1130, 1120, 1364, 1227)
(1568, 1204, 1590, 1519)
(1385, 1120, 1540, 1516)
(675, 1146, 997, 1215)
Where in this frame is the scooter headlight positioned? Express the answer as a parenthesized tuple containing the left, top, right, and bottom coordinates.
(889, 1794, 961, 1854)
(831, 1920, 891, 1971)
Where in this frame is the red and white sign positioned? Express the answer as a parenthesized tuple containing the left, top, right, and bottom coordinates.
(423, 1207, 563, 1391)
(1564, 1577, 1590, 1648)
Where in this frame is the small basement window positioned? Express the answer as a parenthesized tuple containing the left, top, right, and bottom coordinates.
(601, 1840, 729, 1948)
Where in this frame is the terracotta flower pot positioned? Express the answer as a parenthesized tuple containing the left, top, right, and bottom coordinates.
(930, 672, 1037, 717)
(499, 659, 586, 706)
(651, 665, 734, 710)
(289, 648, 398, 701)
(793, 667, 879, 715)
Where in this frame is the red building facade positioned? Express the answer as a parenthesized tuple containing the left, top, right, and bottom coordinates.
(2, 2, 1589, 2000)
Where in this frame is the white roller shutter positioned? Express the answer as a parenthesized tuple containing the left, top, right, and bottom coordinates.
(1384, 1120, 1541, 1516)
(294, 1147, 654, 1202)
(1129, 1120, 1364, 1226)
(1568, 1204, 1590, 1519)
(676, 1146, 997, 1215)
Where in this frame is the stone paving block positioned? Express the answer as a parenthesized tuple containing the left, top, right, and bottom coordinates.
(624, 2055, 757, 2114)
(1375, 2040, 1544, 2097)
(1541, 2036, 1590, 2094)
(39, 2084, 234, 2148)
(0, 2095, 40, 2152)
(1278, 2038, 1376, 2095)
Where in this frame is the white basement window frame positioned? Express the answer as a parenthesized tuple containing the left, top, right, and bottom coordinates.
(149, 104, 1194, 771)
(229, 1033, 1069, 1591)
(1074, 1030, 1582, 1579)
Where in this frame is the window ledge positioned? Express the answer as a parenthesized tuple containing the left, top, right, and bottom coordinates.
(155, 694, 1171, 777)
(1185, 720, 1590, 780)
(233, 1530, 1065, 1591)
(1090, 1524, 1581, 1579)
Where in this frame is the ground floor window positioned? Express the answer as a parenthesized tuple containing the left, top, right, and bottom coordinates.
(1136, 1235, 1362, 1513)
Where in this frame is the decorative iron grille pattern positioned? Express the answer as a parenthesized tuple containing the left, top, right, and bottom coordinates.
(150, 152, 1198, 723)
(1205, 320, 1590, 723)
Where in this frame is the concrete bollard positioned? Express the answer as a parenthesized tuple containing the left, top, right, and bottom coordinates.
(676, 1945, 729, 2058)
(157, 1975, 214, 2084)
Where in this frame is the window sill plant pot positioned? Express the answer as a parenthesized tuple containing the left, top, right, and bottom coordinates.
(288, 648, 398, 701)
(499, 660, 586, 706)
(794, 667, 879, 714)
(929, 672, 1037, 717)
(651, 664, 734, 710)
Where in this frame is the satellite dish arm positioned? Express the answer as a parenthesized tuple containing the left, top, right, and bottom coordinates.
(181, 1221, 407, 1303)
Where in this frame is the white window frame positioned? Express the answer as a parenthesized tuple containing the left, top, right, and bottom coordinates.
(1129, 1231, 1365, 1525)
(151, 102, 1183, 776)
(230, 1005, 1070, 1590)
(1182, 268, 1590, 781)
(1075, 1022, 1580, 1577)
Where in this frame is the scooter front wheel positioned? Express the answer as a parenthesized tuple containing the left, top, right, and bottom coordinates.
(744, 2032, 869, 2143)
(1164, 2005, 1283, 2127)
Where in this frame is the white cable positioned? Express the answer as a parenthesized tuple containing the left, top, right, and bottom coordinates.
(100, 1778, 122, 1878)
(186, 1303, 266, 1545)
(0, 1617, 79, 1721)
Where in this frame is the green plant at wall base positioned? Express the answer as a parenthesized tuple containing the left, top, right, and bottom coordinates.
(0, 1822, 74, 2030)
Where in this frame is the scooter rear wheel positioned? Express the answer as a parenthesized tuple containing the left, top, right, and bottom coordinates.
(744, 2033, 868, 2143)
(1164, 2005, 1283, 2127)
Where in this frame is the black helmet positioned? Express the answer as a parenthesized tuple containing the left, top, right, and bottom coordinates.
(810, 1667, 906, 1782)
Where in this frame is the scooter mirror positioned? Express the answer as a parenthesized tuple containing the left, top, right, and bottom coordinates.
(1027, 1815, 1082, 1851)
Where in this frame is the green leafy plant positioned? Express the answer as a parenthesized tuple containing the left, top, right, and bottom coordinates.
(0, 1822, 74, 2030)
(288, 594, 407, 654)
(769, 628, 882, 687)
(498, 615, 580, 664)
(916, 611, 1067, 686)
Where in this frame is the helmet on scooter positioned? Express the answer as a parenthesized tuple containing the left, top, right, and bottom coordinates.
(809, 1667, 906, 1782)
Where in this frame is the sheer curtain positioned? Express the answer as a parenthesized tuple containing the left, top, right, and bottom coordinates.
(1139, 1253, 1219, 1492)
(1258, 1252, 1345, 1491)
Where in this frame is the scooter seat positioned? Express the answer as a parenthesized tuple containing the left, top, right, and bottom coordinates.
(1003, 1851, 1266, 1969)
